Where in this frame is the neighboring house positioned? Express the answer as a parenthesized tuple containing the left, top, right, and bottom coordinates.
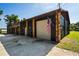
(8, 22, 20, 35)
(7, 9, 70, 43)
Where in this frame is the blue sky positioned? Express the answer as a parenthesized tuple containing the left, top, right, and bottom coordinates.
(0, 3, 79, 28)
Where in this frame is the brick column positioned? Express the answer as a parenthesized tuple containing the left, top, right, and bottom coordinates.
(32, 19, 35, 38)
(25, 21, 28, 36)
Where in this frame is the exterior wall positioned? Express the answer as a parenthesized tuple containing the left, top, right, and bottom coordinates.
(16, 26, 20, 35)
(60, 11, 70, 38)
(20, 21, 26, 35)
(7, 25, 12, 34)
(25, 21, 28, 35)
(64, 11, 70, 35)
(27, 20, 33, 37)
(36, 19, 51, 40)
(55, 10, 70, 43)
(51, 15, 56, 42)
(7, 9, 70, 43)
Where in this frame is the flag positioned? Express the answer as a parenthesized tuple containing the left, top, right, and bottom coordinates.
(46, 17, 51, 34)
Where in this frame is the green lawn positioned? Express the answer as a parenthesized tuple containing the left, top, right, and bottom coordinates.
(57, 31, 79, 53)
(67, 31, 79, 42)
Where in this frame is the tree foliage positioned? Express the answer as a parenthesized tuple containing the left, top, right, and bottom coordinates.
(70, 22, 79, 31)
(0, 29, 2, 34)
(0, 9, 3, 21)
(4, 14, 19, 25)
(0, 9, 3, 15)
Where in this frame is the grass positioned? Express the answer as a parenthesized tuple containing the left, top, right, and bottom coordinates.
(67, 31, 79, 42)
(57, 31, 79, 53)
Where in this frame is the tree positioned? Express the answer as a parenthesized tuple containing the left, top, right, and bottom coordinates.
(75, 22, 79, 31)
(70, 22, 79, 31)
(75, 22, 79, 27)
(0, 9, 3, 21)
(4, 14, 19, 25)
(23, 18, 26, 20)
(0, 9, 3, 15)
(70, 23, 75, 31)
(0, 29, 2, 34)
(4, 14, 20, 34)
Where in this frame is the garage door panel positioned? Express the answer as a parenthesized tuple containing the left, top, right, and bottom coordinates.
(36, 20, 51, 40)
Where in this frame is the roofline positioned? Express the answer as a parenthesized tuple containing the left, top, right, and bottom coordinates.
(26, 9, 68, 20)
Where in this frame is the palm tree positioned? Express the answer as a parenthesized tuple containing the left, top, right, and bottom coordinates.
(11, 14, 19, 24)
(0, 9, 3, 21)
(0, 9, 3, 15)
(4, 14, 19, 25)
(4, 14, 19, 34)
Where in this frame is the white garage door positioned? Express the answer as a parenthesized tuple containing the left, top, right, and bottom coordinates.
(36, 19, 51, 40)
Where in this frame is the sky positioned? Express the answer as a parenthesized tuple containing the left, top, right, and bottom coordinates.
(0, 3, 79, 28)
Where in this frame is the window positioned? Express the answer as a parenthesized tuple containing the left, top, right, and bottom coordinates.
(65, 20, 68, 35)
(60, 15, 65, 38)
(60, 15, 64, 26)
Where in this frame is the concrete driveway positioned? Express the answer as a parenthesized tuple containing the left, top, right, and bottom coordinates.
(0, 34, 79, 56)
(0, 34, 55, 56)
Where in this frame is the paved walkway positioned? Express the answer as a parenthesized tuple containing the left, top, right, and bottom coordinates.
(0, 41, 9, 56)
(0, 34, 79, 56)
